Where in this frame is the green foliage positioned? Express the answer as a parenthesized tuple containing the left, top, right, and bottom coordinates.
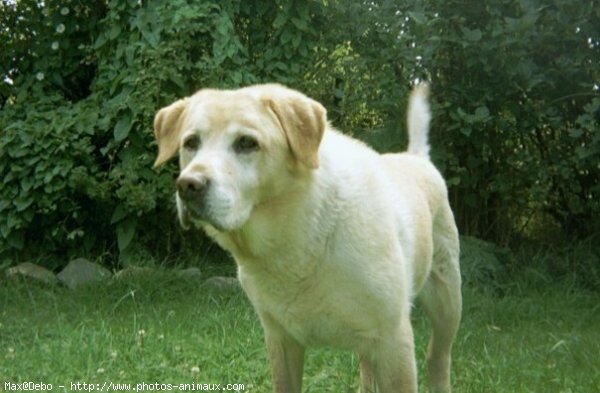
(316, 0, 600, 243)
(0, 0, 326, 265)
(0, 0, 104, 102)
(419, 0, 600, 242)
(1, 0, 598, 273)
(460, 236, 509, 290)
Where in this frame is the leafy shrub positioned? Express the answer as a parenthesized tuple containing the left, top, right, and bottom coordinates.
(1, 0, 598, 275)
(318, 0, 599, 243)
(0, 0, 324, 267)
(459, 236, 509, 291)
(421, 0, 600, 242)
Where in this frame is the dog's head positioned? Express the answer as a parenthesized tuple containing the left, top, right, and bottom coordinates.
(153, 84, 327, 232)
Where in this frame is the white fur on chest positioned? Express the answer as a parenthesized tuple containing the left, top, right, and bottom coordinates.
(237, 253, 405, 349)
(209, 130, 422, 349)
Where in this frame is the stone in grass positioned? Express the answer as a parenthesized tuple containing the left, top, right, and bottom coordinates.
(5, 262, 59, 286)
(203, 276, 240, 292)
(57, 258, 112, 289)
(113, 266, 154, 280)
(176, 267, 202, 280)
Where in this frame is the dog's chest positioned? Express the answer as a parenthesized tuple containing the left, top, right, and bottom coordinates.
(238, 264, 386, 349)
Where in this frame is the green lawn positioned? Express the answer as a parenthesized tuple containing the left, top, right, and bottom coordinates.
(1, 269, 599, 392)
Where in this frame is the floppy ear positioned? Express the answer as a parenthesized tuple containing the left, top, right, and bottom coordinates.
(264, 91, 327, 169)
(153, 98, 188, 167)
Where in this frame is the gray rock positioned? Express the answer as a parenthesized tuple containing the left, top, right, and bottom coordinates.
(176, 267, 202, 280)
(113, 266, 154, 280)
(203, 276, 240, 292)
(57, 258, 112, 289)
(5, 262, 59, 285)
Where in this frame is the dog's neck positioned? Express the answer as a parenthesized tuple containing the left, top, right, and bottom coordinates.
(204, 166, 339, 275)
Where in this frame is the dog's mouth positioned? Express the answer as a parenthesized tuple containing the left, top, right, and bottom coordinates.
(177, 197, 231, 232)
(182, 198, 205, 219)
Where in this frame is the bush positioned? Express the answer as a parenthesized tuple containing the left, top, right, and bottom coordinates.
(0, 0, 324, 267)
(421, 0, 600, 242)
(460, 236, 509, 291)
(316, 0, 600, 243)
(1, 0, 598, 276)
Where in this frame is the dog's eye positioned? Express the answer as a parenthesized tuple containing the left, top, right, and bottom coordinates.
(183, 135, 200, 151)
(233, 135, 260, 154)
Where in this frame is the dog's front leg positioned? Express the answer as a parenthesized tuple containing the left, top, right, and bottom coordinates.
(261, 313, 305, 393)
(359, 354, 378, 393)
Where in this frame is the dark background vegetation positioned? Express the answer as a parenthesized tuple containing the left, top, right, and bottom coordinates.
(1, 0, 598, 288)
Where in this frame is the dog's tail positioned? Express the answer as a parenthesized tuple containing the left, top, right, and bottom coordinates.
(406, 83, 431, 158)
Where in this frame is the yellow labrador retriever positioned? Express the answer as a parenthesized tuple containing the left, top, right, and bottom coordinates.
(153, 84, 461, 393)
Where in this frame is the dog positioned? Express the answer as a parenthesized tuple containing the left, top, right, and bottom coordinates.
(152, 83, 462, 393)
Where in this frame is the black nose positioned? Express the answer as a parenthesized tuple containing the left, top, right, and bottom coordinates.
(176, 175, 209, 201)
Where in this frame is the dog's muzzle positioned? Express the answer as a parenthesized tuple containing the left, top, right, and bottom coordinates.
(176, 173, 243, 232)
(176, 174, 210, 220)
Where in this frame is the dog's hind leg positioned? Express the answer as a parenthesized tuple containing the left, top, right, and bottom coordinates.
(418, 205, 462, 393)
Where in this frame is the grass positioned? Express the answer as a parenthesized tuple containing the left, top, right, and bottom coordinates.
(1, 266, 599, 392)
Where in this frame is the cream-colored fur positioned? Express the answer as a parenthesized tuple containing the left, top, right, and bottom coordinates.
(153, 84, 462, 393)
